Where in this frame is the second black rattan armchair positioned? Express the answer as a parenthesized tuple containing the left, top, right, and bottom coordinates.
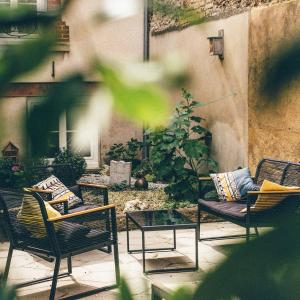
(0, 190, 120, 300)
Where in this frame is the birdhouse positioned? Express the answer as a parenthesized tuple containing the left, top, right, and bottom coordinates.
(207, 29, 224, 60)
(2, 142, 19, 162)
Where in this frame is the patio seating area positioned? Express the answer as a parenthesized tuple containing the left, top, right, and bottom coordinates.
(0, 0, 300, 299)
(0, 221, 256, 299)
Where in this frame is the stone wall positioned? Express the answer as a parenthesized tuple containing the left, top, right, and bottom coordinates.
(151, 0, 291, 35)
(248, 1, 300, 170)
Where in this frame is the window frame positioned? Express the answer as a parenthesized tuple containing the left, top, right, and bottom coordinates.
(1, 0, 47, 12)
(27, 97, 100, 169)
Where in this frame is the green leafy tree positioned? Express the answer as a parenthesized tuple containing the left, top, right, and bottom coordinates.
(149, 89, 218, 201)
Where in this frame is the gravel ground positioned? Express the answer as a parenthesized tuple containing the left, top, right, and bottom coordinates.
(79, 174, 167, 190)
(79, 173, 216, 231)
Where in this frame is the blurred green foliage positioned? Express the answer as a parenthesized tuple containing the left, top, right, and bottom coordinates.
(98, 63, 170, 127)
(0, 274, 16, 300)
(261, 37, 300, 99)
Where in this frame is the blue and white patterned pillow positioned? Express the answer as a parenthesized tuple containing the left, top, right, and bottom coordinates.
(210, 168, 259, 201)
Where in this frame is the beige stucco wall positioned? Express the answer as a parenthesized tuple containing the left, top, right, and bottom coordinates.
(0, 98, 27, 158)
(0, 0, 144, 164)
(151, 13, 249, 171)
(248, 1, 300, 171)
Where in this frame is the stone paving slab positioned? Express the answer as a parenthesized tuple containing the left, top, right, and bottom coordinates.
(0, 222, 256, 299)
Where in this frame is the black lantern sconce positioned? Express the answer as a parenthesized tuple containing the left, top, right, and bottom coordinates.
(207, 29, 224, 60)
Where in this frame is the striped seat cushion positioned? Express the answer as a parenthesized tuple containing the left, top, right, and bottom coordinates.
(243, 180, 300, 212)
(33, 175, 82, 212)
(17, 193, 61, 238)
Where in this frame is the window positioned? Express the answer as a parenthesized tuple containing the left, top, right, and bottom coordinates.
(0, 0, 47, 12)
(0, 0, 47, 36)
(28, 98, 100, 169)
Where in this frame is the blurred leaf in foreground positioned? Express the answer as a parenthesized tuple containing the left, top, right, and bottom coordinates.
(169, 287, 193, 300)
(193, 215, 300, 300)
(118, 278, 134, 300)
(26, 74, 87, 156)
(0, 31, 56, 94)
(98, 63, 170, 127)
(0, 5, 54, 27)
(261, 36, 300, 99)
(0, 274, 17, 300)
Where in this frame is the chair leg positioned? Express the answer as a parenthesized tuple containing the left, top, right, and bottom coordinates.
(254, 227, 259, 237)
(246, 226, 250, 243)
(3, 244, 13, 282)
(105, 208, 112, 254)
(197, 204, 201, 241)
(49, 257, 61, 300)
(67, 255, 72, 275)
(113, 243, 121, 286)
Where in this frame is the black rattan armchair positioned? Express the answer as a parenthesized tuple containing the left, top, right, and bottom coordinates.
(198, 158, 300, 242)
(29, 164, 112, 253)
(0, 190, 120, 300)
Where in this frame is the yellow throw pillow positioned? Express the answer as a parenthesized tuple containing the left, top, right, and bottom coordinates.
(17, 193, 61, 238)
(242, 180, 300, 213)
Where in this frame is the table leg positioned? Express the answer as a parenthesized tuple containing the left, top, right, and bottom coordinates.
(126, 214, 130, 253)
(173, 228, 176, 250)
(195, 227, 199, 270)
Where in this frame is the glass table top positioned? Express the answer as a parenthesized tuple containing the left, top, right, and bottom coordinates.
(127, 209, 196, 228)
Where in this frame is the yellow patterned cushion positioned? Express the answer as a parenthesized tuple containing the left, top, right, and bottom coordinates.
(33, 175, 81, 212)
(17, 193, 61, 238)
(242, 180, 300, 212)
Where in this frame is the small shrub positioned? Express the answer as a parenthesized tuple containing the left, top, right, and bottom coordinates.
(148, 88, 218, 202)
(0, 158, 26, 189)
(53, 148, 87, 180)
(105, 138, 142, 174)
(109, 181, 128, 191)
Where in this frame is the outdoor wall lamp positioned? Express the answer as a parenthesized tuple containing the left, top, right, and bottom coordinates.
(207, 29, 224, 60)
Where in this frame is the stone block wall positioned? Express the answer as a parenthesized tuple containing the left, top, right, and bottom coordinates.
(151, 0, 291, 35)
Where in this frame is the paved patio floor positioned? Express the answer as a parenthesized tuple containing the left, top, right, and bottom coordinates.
(0, 222, 253, 299)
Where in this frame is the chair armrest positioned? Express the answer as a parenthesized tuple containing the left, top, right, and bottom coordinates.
(48, 204, 115, 222)
(199, 176, 212, 182)
(247, 190, 300, 195)
(48, 198, 68, 205)
(24, 187, 53, 194)
(76, 182, 108, 189)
